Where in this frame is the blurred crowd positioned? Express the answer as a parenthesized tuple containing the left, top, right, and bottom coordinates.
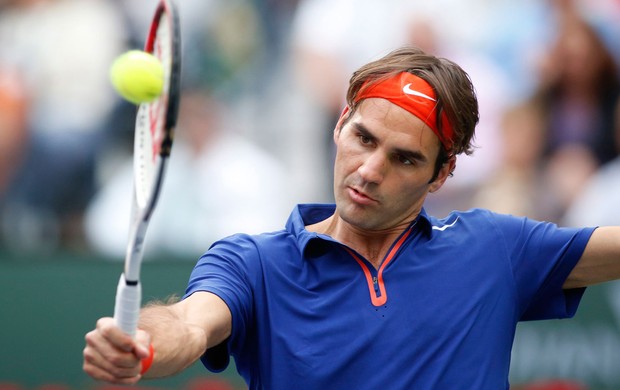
(0, 0, 619, 259)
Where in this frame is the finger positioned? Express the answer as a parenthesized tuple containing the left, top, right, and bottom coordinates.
(83, 340, 141, 379)
(96, 317, 135, 352)
(83, 356, 141, 386)
(85, 329, 142, 370)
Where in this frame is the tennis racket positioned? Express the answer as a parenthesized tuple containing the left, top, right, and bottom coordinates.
(113, 0, 181, 337)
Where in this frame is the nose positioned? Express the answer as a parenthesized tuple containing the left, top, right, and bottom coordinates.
(357, 151, 386, 184)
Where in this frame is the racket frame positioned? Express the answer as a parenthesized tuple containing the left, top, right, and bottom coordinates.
(113, 0, 181, 337)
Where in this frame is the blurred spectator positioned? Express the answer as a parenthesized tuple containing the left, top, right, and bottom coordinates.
(84, 89, 294, 259)
(563, 96, 620, 227)
(535, 0, 619, 166)
(252, 0, 301, 65)
(0, 0, 128, 252)
(531, 0, 620, 221)
(541, 143, 599, 223)
(571, 0, 620, 65)
(0, 66, 28, 197)
(471, 98, 551, 220)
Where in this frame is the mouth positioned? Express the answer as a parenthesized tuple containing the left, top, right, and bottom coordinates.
(347, 186, 378, 205)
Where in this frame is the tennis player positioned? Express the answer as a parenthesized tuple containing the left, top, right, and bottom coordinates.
(83, 46, 620, 389)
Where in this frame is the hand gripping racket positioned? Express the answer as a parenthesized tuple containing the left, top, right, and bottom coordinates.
(113, 0, 181, 337)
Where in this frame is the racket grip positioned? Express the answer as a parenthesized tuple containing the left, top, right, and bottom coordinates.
(113, 273, 142, 337)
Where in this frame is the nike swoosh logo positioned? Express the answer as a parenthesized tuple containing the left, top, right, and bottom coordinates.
(432, 217, 459, 231)
(403, 83, 436, 101)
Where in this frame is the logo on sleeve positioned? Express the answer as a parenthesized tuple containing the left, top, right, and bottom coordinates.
(432, 217, 459, 231)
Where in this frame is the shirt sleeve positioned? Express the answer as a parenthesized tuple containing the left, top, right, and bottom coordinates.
(183, 234, 258, 372)
(488, 211, 596, 321)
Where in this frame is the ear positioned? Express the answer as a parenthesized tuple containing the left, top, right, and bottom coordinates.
(428, 156, 456, 193)
(334, 105, 350, 141)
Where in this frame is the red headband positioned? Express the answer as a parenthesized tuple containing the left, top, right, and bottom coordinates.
(354, 72, 454, 151)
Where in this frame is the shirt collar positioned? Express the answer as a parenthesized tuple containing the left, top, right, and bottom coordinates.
(286, 204, 433, 256)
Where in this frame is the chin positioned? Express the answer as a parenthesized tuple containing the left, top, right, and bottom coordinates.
(339, 205, 379, 230)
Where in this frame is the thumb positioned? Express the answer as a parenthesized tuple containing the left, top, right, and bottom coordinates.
(133, 329, 152, 359)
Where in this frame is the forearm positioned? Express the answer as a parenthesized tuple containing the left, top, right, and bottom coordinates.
(138, 302, 207, 378)
(83, 292, 230, 384)
(565, 227, 620, 289)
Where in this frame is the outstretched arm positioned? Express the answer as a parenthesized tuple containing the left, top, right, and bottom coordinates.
(564, 227, 620, 289)
(83, 291, 231, 384)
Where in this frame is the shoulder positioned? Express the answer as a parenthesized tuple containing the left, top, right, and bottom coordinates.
(209, 229, 292, 250)
(204, 229, 298, 265)
(424, 208, 548, 243)
(427, 208, 510, 230)
(189, 229, 299, 288)
(428, 208, 592, 246)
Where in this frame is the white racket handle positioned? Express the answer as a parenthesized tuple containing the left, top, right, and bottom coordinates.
(113, 273, 141, 337)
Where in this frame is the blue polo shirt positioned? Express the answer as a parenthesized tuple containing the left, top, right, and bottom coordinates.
(184, 204, 595, 389)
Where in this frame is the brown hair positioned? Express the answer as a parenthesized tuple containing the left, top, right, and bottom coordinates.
(345, 46, 479, 158)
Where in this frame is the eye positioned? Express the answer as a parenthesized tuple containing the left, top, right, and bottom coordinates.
(359, 134, 372, 145)
(396, 154, 414, 166)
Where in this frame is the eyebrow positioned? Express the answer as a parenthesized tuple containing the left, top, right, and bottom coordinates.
(352, 122, 429, 164)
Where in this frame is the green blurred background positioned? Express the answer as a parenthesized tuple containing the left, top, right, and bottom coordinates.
(0, 253, 246, 390)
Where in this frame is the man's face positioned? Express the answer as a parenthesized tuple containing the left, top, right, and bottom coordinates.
(332, 98, 450, 232)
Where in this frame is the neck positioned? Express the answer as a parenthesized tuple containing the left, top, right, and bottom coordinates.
(306, 213, 411, 269)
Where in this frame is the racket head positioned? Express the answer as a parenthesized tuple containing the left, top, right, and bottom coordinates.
(133, 0, 181, 211)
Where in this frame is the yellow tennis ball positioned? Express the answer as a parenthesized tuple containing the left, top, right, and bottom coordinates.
(110, 50, 164, 104)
